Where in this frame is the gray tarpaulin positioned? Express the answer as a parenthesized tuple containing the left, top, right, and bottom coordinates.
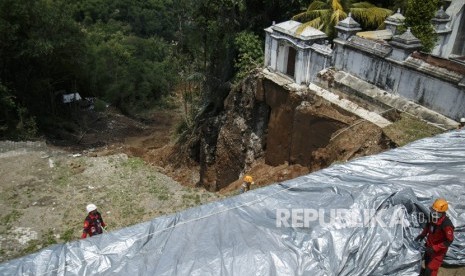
(1, 130, 465, 275)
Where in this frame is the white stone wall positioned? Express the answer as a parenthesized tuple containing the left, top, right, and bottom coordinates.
(333, 42, 465, 120)
(264, 33, 272, 68)
(264, 19, 465, 121)
(276, 42, 287, 73)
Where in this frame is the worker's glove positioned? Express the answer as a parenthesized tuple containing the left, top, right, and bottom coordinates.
(425, 247, 434, 255)
(414, 235, 424, 242)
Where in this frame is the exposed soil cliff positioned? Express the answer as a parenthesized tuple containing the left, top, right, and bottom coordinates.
(179, 70, 395, 192)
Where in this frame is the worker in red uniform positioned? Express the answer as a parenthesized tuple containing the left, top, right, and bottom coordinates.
(81, 203, 106, 238)
(415, 198, 454, 276)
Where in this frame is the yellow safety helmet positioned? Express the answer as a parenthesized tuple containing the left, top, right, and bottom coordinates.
(243, 175, 253, 183)
(432, 198, 448, 212)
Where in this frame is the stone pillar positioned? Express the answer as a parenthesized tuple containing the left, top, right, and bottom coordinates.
(432, 6, 452, 52)
(295, 50, 305, 84)
(270, 38, 278, 71)
(264, 32, 272, 67)
(384, 9, 405, 36)
(335, 13, 362, 41)
(432, 6, 451, 32)
(276, 42, 286, 73)
(389, 28, 422, 61)
(264, 22, 276, 69)
(333, 13, 361, 69)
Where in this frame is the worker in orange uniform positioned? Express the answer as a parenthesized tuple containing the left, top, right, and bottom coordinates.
(81, 203, 106, 238)
(240, 175, 254, 193)
(415, 198, 454, 276)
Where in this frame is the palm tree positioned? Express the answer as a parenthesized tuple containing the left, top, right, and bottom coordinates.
(292, 0, 393, 38)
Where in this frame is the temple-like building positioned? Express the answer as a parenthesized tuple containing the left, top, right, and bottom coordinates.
(264, 3, 465, 121)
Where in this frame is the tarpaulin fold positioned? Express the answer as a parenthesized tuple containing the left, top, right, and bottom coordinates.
(1, 130, 465, 275)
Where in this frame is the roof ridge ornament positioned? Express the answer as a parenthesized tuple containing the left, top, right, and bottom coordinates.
(335, 12, 361, 40)
(337, 12, 361, 28)
(434, 6, 450, 20)
(386, 9, 405, 23)
(391, 27, 421, 46)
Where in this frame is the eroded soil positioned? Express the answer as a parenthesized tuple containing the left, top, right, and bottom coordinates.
(0, 106, 463, 275)
(0, 107, 223, 262)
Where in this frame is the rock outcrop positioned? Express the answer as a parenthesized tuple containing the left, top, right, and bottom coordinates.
(189, 70, 394, 191)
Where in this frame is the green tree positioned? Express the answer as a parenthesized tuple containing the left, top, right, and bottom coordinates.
(0, 0, 85, 138)
(83, 21, 178, 114)
(292, 0, 392, 38)
(234, 31, 264, 80)
(185, 0, 245, 112)
(73, 0, 178, 40)
(405, 0, 439, 52)
(0, 83, 15, 134)
(240, 0, 304, 35)
(370, 0, 406, 10)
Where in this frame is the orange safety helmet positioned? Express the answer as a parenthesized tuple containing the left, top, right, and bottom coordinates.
(431, 198, 448, 212)
(243, 175, 253, 183)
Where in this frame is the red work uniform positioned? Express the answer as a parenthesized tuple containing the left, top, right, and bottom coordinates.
(81, 211, 106, 238)
(418, 215, 454, 276)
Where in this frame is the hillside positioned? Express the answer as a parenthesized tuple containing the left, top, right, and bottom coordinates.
(0, 82, 445, 264)
(0, 108, 224, 262)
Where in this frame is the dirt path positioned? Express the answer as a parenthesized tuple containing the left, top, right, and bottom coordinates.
(124, 109, 179, 149)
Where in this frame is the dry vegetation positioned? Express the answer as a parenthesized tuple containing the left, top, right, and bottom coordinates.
(383, 113, 444, 146)
(0, 141, 223, 262)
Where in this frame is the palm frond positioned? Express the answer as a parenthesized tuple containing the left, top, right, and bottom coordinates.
(292, 9, 330, 23)
(291, 0, 394, 39)
(330, 9, 347, 26)
(309, 17, 324, 30)
(340, 0, 352, 11)
(308, 1, 328, 11)
(296, 18, 325, 34)
(292, 11, 312, 21)
(331, 0, 344, 12)
(377, 22, 386, 30)
(351, 2, 376, 9)
(350, 7, 392, 29)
